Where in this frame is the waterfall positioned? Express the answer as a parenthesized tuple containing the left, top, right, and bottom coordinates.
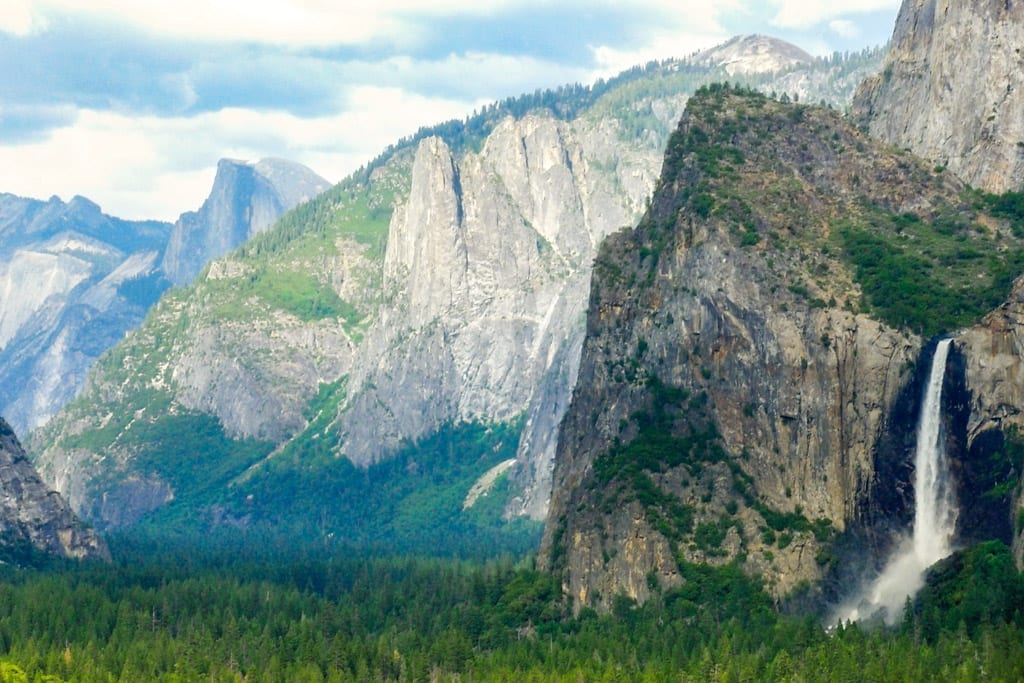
(910, 339, 957, 569)
(833, 339, 958, 625)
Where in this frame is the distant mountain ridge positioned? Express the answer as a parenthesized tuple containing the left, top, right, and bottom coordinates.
(0, 193, 171, 435)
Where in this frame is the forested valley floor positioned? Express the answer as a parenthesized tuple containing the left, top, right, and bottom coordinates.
(0, 537, 1021, 682)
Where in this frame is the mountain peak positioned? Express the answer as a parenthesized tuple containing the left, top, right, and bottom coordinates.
(161, 157, 330, 286)
(691, 34, 813, 75)
(216, 157, 251, 170)
(67, 194, 102, 214)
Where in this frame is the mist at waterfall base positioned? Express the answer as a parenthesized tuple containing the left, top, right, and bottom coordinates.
(831, 339, 959, 627)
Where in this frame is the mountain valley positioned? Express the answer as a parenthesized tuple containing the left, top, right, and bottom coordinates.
(2, 3, 1024, 678)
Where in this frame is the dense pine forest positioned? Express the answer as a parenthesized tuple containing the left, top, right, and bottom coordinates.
(0, 538, 1020, 682)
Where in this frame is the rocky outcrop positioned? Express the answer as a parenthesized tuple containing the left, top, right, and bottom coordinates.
(951, 279, 1024, 566)
(342, 114, 649, 474)
(854, 0, 1024, 192)
(692, 35, 812, 76)
(538, 86, 1024, 611)
(0, 417, 107, 561)
(162, 158, 330, 286)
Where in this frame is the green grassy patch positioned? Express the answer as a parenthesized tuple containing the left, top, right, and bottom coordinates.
(129, 412, 274, 502)
(133, 418, 539, 559)
(836, 208, 1024, 337)
(239, 183, 392, 263)
(248, 268, 360, 323)
(650, 85, 1024, 337)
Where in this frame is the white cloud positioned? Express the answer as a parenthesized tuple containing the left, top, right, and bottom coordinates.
(0, 87, 475, 221)
(22, 0, 395, 45)
(769, 0, 900, 30)
(0, 0, 43, 35)
(829, 19, 861, 39)
(362, 51, 590, 100)
(0, 0, 901, 223)
(14, 0, 762, 49)
(589, 32, 724, 81)
(585, 0, 747, 80)
(15, 0, 536, 46)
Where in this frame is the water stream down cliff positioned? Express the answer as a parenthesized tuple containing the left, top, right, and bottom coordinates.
(836, 339, 958, 624)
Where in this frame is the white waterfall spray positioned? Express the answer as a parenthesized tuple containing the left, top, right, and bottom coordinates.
(833, 338, 958, 625)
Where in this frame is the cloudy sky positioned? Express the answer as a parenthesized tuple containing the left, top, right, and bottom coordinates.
(0, 0, 901, 221)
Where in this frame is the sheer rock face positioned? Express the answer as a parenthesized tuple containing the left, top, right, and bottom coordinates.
(953, 279, 1024, 567)
(0, 417, 107, 560)
(344, 114, 656, 505)
(31, 38, 887, 530)
(162, 158, 330, 286)
(538, 89, 994, 611)
(540, 249, 918, 609)
(854, 0, 1024, 192)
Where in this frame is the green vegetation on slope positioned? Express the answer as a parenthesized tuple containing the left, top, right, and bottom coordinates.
(836, 205, 1024, 337)
(652, 83, 1024, 338)
(34, 160, 405, 518)
(239, 183, 395, 263)
(231, 267, 361, 324)
(216, 181, 398, 328)
(132, 419, 540, 559)
(129, 412, 275, 510)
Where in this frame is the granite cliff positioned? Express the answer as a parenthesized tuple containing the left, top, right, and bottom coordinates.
(0, 417, 106, 561)
(539, 85, 1024, 611)
(854, 0, 1024, 192)
(951, 280, 1024, 568)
